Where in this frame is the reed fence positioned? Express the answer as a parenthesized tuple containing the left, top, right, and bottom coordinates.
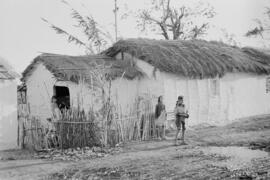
(53, 109, 101, 149)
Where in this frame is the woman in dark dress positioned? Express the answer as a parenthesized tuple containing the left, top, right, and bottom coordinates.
(155, 96, 166, 140)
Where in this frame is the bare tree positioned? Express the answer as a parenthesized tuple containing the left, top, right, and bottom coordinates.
(42, 1, 113, 54)
(246, 7, 270, 38)
(137, 0, 215, 40)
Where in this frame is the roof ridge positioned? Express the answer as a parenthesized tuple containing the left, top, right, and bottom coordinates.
(104, 38, 270, 78)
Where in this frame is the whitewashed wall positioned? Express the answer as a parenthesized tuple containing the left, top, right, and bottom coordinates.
(0, 79, 17, 150)
(26, 63, 56, 122)
(150, 66, 270, 126)
(117, 52, 270, 126)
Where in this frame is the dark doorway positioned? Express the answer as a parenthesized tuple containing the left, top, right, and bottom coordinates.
(54, 86, 70, 110)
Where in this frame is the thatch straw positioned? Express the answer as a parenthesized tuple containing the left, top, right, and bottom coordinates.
(21, 53, 143, 84)
(104, 38, 270, 78)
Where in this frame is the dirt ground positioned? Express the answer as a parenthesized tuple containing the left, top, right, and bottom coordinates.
(1, 115, 270, 180)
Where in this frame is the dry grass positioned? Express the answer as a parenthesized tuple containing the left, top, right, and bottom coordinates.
(21, 53, 142, 84)
(109, 94, 157, 145)
(104, 38, 270, 78)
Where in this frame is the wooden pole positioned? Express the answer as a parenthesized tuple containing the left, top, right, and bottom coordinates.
(113, 0, 119, 41)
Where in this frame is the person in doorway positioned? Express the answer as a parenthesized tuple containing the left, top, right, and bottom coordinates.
(51, 96, 62, 121)
(174, 96, 189, 145)
(155, 96, 167, 140)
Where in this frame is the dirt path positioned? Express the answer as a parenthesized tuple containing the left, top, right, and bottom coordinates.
(0, 159, 78, 180)
(1, 115, 270, 180)
(45, 142, 270, 180)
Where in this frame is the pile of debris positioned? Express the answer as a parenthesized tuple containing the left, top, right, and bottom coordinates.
(249, 142, 270, 152)
(35, 145, 124, 161)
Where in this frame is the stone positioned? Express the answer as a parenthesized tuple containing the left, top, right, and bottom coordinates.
(92, 146, 102, 152)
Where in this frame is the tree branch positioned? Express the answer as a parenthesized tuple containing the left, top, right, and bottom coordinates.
(190, 23, 208, 39)
(41, 18, 94, 53)
(137, 0, 215, 40)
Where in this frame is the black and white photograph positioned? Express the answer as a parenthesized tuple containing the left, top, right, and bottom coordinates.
(0, 0, 270, 179)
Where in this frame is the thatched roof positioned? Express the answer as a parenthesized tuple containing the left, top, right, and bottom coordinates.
(0, 65, 15, 80)
(0, 56, 19, 80)
(104, 38, 270, 78)
(21, 53, 142, 83)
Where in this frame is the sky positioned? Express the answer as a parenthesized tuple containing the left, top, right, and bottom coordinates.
(0, 0, 269, 73)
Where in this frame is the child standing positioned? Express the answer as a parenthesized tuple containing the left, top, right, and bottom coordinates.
(174, 96, 189, 145)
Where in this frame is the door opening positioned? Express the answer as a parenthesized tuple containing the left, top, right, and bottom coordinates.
(54, 86, 70, 110)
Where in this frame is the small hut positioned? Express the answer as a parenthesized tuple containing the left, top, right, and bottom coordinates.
(20, 53, 145, 147)
(21, 53, 142, 123)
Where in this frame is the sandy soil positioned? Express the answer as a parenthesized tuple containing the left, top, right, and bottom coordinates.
(1, 115, 270, 180)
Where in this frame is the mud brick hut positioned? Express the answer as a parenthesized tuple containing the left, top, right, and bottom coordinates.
(20, 54, 143, 124)
(0, 56, 18, 150)
(21, 39, 270, 128)
(104, 39, 270, 125)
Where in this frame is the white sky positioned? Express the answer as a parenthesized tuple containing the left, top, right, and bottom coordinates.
(0, 0, 269, 73)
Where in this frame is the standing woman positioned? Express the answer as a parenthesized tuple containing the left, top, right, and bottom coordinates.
(155, 96, 166, 140)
